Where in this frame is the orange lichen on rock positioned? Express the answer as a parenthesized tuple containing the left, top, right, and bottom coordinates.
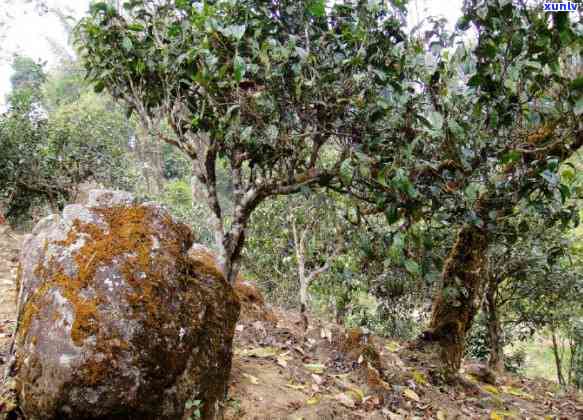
(234, 279, 264, 306)
(17, 281, 52, 346)
(52, 272, 101, 346)
(187, 246, 227, 282)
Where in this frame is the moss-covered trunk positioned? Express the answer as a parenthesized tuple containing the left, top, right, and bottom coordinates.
(425, 222, 489, 374)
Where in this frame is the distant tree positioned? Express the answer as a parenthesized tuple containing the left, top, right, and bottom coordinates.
(9, 55, 46, 92)
(0, 55, 136, 224)
(480, 208, 582, 372)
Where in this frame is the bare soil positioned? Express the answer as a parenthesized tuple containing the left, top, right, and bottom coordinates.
(226, 309, 583, 419)
(0, 231, 22, 363)
(0, 231, 581, 419)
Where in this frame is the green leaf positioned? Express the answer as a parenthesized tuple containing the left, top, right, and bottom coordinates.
(558, 184, 571, 203)
(176, 0, 191, 8)
(93, 81, 105, 93)
(468, 74, 483, 88)
(501, 150, 521, 164)
(340, 160, 353, 186)
(570, 76, 583, 91)
(307, 0, 325, 17)
(404, 259, 421, 275)
(233, 55, 246, 82)
(90, 2, 109, 13)
(385, 205, 399, 225)
(429, 41, 442, 55)
(448, 120, 464, 138)
(122, 37, 133, 52)
(540, 170, 558, 187)
(127, 23, 144, 31)
(428, 111, 443, 130)
(510, 32, 523, 58)
(222, 24, 246, 40)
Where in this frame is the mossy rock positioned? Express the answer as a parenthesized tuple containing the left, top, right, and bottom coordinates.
(8, 190, 240, 420)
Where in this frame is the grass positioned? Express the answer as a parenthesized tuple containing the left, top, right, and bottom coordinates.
(521, 339, 558, 382)
(519, 333, 574, 386)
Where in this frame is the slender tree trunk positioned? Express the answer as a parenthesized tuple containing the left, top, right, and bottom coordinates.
(152, 139, 165, 194)
(485, 278, 504, 372)
(291, 216, 309, 332)
(335, 300, 347, 325)
(551, 327, 566, 387)
(424, 222, 489, 375)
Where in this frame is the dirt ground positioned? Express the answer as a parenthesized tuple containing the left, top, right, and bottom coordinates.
(0, 231, 22, 363)
(225, 309, 583, 419)
(0, 230, 582, 419)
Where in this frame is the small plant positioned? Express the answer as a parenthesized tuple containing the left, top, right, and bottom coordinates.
(505, 347, 526, 374)
(227, 397, 244, 417)
(185, 398, 202, 420)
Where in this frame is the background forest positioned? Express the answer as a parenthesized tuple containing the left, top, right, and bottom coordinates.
(0, 0, 582, 394)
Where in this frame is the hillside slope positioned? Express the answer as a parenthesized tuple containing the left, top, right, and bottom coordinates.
(0, 232, 581, 419)
(226, 309, 582, 419)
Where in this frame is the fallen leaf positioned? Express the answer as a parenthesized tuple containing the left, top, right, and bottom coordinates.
(411, 370, 428, 385)
(490, 411, 503, 420)
(436, 410, 446, 420)
(464, 374, 478, 383)
(306, 396, 320, 405)
(311, 374, 323, 385)
(385, 411, 403, 420)
(240, 347, 278, 358)
(286, 383, 306, 390)
(403, 388, 421, 402)
(335, 392, 356, 408)
(500, 386, 534, 400)
(304, 363, 325, 374)
(242, 373, 259, 385)
(277, 356, 288, 368)
(294, 346, 305, 355)
(385, 341, 400, 352)
(320, 327, 332, 341)
(348, 387, 365, 402)
(235, 324, 244, 332)
(482, 384, 500, 395)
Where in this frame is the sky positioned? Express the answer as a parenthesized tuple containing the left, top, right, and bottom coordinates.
(0, 0, 464, 109)
(0, 0, 90, 108)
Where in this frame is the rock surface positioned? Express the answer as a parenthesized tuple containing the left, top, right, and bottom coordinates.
(8, 190, 239, 420)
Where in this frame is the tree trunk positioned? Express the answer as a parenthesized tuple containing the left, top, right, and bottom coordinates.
(292, 216, 309, 332)
(485, 278, 504, 372)
(424, 222, 489, 375)
(551, 327, 566, 387)
(335, 301, 347, 325)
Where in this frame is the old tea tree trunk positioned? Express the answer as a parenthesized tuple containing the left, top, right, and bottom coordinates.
(420, 192, 509, 379)
(421, 122, 583, 378)
(425, 220, 489, 376)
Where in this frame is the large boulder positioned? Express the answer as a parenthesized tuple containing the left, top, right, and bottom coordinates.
(7, 190, 239, 419)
